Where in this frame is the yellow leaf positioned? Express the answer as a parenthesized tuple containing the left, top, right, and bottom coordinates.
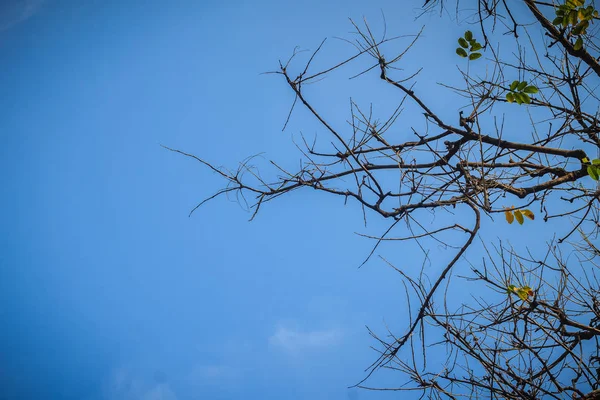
(514, 210, 524, 225)
(505, 210, 514, 224)
(521, 209, 535, 220)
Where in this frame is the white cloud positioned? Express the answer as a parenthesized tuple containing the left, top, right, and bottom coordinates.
(269, 324, 342, 353)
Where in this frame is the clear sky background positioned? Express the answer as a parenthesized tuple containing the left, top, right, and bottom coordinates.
(0, 1, 564, 399)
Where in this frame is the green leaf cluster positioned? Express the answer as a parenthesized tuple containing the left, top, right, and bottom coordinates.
(553, 0, 598, 50)
(507, 285, 534, 301)
(505, 80, 538, 105)
(456, 31, 483, 60)
(582, 157, 600, 180)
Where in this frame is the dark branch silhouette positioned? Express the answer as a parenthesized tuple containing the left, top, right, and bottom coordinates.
(167, 0, 600, 398)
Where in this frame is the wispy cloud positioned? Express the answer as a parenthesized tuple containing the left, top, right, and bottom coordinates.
(269, 324, 342, 353)
(102, 366, 178, 400)
(0, 0, 45, 32)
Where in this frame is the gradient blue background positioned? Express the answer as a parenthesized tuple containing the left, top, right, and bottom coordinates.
(0, 1, 554, 399)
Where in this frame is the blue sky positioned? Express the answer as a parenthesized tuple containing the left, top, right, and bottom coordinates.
(0, 1, 567, 399)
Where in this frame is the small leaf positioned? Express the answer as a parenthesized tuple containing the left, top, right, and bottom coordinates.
(570, 9, 579, 25)
(516, 288, 529, 300)
(458, 37, 469, 48)
(465, 30, 473, 41)
(514, 210, 524, 225)
(470, 43, 483, 51)
(553, 16, 563, 25)
(574, 37, 583, 51)
(517, 81, 528, 91)
(456, 47, 468, 57)
(506, 92, 515, 103)
(521, 93, 531, 104)
(515, 286, 533, 300)
(514, 92, 524, 105)
(523, 85, 539, 94)
(505, 210, 515, 224)
(510, 80, 519, 91)
(521, 209, 535, 220)
(588, 165, 600, 180)
(592, 159, 600, 165)
(507, 284, 516, 294)
(469, 52, 482, 60)
(572, 23, 584, 35)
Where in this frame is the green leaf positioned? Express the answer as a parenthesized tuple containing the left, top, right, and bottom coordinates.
(465, 30, 473, 41)
(469, 52, 482, 60)
(517, 81, 528, 91)
(521, 93, 531, 104)
(523, 85, 539, 94)
(506, 92, 515, 103)
(572, 20, 589, 35)
(458, 37, 469, 48)
(508, 284, 533, 300)
(514, 92, 524, 104)
(514, 210, 524, 225)
(570, 9, 579, 25)
(510, 80, 519, 91)
(553, 16, 563, 25)
(588, 165, 600, 180)
(456, 47, 468, 57)
(592, 159, 600, 165)
(516, 288, 529, 300)
(574, 37, 584, 51)
(470, 43, 483, 51)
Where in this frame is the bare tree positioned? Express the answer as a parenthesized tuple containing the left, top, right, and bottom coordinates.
(166, 0, 600, 398)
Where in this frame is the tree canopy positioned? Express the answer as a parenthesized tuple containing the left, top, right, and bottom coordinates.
(168, 0, 600, 398)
